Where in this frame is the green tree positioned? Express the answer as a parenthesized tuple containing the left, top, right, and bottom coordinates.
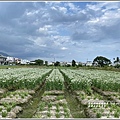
(35, 59, 43, 66)
(45, 61, 48, 66)
(114, 57, 120, 63)
(93, 56, 111, 67)
(114, 57, 120, 68)
(72, 60, 76, 67)
(54, 61, 60, 66)
(116, 57, 119, 62)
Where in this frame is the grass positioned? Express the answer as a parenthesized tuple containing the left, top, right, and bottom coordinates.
(93, 108, 96, 113)
(0, 65, 49, 69)
(0, 107, 2, 112)
(48, 107, 51, 112)
(48, 103, 52, 108)
(0, 65, 21, 69)
(110, 108, 113, 112)
(96, 112, 102, 118)
(3, 102, 8, 107)
(11, 102, 16, 108)
(114, 111, 119, 118)
(56, 104, 59, 110)
(62, 103, 68, 108)
(39, 102, 46, 111)
(105, 104, 109, 108)
(64, 108, 69, 113)
(81, 96, 85, 100)
(64, 112, 70, 118)
(47, 112, 51, 117)
(56, 107, 60, 113)
(64, 90, 86, 118)
(107, 114, 110, 118)
(23, 92, 29, 96)
(55, 113, 60, 118)
(58, 102, 64, 106)
(21, 94, 25, 99)
(2, 91, 29, 100)
(7, 106, 12, 112)
(100, 109, 104, 113)
(85, 88, 92, 96)
(33, 114, 42, 118)
(117, 107, 120, 113)
(3, 93, 7, 98)
(2, 111, 8, 117)
(10, 95, 13, 98)
(56, 95, 64, 100)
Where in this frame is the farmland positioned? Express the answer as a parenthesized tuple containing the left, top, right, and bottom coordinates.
(0, 67, 120, 118)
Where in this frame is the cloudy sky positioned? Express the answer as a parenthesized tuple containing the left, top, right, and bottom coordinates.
(0, 2, 120, 62)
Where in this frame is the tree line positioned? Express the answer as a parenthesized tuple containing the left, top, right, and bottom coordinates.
(30, 56, 120, 68)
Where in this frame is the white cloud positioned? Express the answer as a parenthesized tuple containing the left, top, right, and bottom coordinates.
(38, 25, 51, 33)
(0, 2, 120, 62)
(59, 7, 67, 14)
(26, 10, 39, 16)
(61, 47, 68, 50)
(51, 6, 57, 10)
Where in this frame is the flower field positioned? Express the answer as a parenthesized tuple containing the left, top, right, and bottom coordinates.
(61, 69, 120, 118)
(0, 68, 52, 90)
(0, 68, 52, 118)
(61, 69, 120, 92)
(0, 67, 120, 118)
(45, 69, 64, 91)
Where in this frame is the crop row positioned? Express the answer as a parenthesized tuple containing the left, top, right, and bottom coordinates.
(1, 68, 119, 92)
(61, 69, 120, 92)
(0, 68, 52, 90)
(33, 91, 72, 118)
(61, 69, 120, 118)
(45, 69, 64, 91)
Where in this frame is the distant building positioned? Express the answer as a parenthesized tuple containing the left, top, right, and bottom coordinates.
(48, 61, 54, 65)
(81, 63, 85, 66)
(15, 58, 21, 64)
(66, 62, 72, 66)
(92, 61, 98, 66)
(76, 62, 83, 66)
(0, 54, 7, 65)
(86, 61, 93, 66)
(112, 61, 120, 66)
(21, 59, 30, 65)
(29, 61, 36, 64)
(60, 61, 67, 66)
(6, 57, 15, 65)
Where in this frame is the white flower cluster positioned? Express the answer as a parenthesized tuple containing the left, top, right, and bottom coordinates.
(45, 69, 64, 90)
(0, 68, 51, 89)
(46, 69, 64, 82)
(61, 69, 120, 91)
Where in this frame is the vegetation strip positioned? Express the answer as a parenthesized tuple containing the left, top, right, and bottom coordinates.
(92, 86, 120, 107)
(33, 91, 72, 118)
(0, 68, 120, 118)
(16, 79, 46, 118)
(61, 69, 120, 118)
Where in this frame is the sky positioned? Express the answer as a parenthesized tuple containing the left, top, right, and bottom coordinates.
(0, 2, 120, 62)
